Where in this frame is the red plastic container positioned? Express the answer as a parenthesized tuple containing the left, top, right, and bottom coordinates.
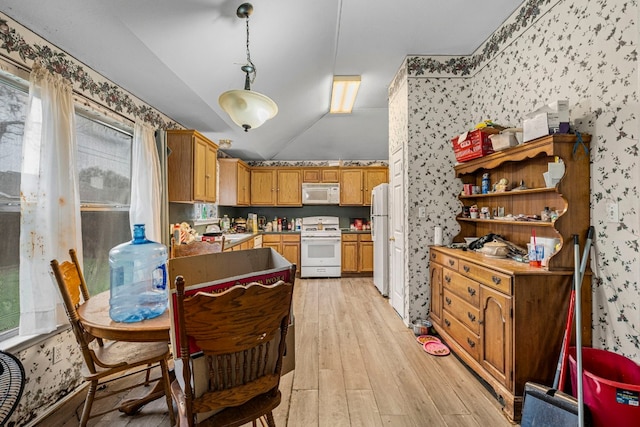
(451, 129, 494, 162)
(568, 347, 640, 427)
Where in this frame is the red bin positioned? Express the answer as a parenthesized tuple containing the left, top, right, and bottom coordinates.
(568, 347, 640, 427)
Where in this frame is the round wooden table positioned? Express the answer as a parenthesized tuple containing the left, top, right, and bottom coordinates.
(76, 291, 170, 342)
(76, 290, 172, 415)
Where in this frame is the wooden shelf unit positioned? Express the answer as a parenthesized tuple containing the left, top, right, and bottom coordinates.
(430, 134, 592, 422)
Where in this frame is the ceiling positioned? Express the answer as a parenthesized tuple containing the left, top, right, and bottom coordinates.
(0, 0, 523, 161)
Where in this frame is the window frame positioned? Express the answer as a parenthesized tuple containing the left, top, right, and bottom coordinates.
(0, 72, 135, 341)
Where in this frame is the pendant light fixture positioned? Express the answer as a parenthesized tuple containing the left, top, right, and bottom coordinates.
(219, 3, 278, 132)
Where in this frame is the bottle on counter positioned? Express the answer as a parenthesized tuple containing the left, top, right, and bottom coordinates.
(221, 214, 231, 231)
(109, 224, 168, 323)
(296, 218, 302, 231)
(282, 217, 288, 231)
(277, 218, 282, 232)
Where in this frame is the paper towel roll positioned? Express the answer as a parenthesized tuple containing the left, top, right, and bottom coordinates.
(434, 226, 443, 246)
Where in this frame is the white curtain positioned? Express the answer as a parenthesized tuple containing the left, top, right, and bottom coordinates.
(130, 122, 162, 242)
(19, 63, 81, 335)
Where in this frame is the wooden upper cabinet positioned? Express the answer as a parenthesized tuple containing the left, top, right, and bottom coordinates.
(302, 167, 340, 183)
(340, 169, 364, 205)
(167, 130, 218, 203)
(363, 168, 389, 205)
(218, 158, 250, 206)
(250, 168, 277, 206)
(340, 167, 388, 206)
(276, 169, 302, 206)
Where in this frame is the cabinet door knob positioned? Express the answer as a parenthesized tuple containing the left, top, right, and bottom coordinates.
(445, 297, 452, 305)
(445, 275, 451, 283)
(389, 236, 395, 241)
(467, 338, 476, 348)
(467, 286, 476, 296)
(492, 276, 502, 284)
(448, 259, 455, 266)
(468, 312, 476, 322)
(444, 319, 451, 327)
(463, 265, 470, 273)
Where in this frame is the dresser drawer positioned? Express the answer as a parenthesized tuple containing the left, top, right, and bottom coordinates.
(442, 310, 480, 361)
(443, 270, 480, 306)
(430, 250, 458, 270)
(443, 289, 480, 334)
(458, 260, 511, 294)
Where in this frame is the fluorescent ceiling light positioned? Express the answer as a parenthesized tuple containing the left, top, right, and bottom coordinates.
(330, 76, 361, 114)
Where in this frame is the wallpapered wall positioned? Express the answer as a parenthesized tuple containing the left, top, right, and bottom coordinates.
(390, 0, 639, 361)
(0, 12, 183, 426)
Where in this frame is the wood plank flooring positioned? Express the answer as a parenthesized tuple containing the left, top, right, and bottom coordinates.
(41, 277, 516, 426)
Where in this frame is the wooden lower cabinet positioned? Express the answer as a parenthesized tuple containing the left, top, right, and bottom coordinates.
(263, 233, 300, 269)
(429, 246, 579, 422)
(341, 233, 373, 274)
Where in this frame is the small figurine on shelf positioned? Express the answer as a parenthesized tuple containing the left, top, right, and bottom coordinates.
(494, 178, 509, 193)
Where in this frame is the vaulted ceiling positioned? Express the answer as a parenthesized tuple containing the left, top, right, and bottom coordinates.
(0, 0, 524, 160)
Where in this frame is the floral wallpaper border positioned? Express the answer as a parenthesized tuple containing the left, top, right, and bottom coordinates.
(390, 0, 554, 97)
(0, 14, 179, 130)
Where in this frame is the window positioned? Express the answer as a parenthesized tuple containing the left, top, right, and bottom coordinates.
(0, 76, 134, 337)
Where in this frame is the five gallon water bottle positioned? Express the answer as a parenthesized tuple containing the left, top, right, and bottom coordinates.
(109, 224, 169, 323)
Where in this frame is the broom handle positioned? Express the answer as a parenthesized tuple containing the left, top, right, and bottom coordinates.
(574, 234, 584, 427)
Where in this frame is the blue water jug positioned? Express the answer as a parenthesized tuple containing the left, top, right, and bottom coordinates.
(109, 224, 168, 323)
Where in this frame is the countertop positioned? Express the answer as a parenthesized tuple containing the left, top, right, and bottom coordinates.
(219, 229, 371, 250)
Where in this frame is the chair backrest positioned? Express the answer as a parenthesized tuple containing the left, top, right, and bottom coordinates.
(50, 249, 100, 373)
(173, 275, 293, 423)
(171, 236, 225, 259)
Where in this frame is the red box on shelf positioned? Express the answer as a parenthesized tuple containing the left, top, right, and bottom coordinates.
(452, 129, 494, 162)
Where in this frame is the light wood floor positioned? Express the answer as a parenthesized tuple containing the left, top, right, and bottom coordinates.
(43, 277, 516, 426)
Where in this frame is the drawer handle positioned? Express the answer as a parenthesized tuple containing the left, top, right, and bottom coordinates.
(463, 265, 470, 273)
(448, 259, 455, 266)
(445, 275, 451, 283)
(444, 319, 451, 327)
(467, 287, 476, 296)
(467, 338, 476, 348)
(468, 312, 476, 322)
(431, 253, 436, 260)
(492, 276, 502, 284)
(445, 297, 452, 305)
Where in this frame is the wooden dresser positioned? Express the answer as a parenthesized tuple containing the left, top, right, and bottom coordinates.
(430, 134, 592, 421)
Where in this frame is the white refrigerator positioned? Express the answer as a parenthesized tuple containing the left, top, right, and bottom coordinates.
(371, 183, 389, 296)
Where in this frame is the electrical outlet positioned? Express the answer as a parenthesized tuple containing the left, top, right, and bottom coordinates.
(52, 344, 63, 364)
(418, 207, 426, 218)
(606, 202, 619, 223)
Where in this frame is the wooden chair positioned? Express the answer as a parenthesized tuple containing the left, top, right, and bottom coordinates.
(50, 249, 175, 427)
(171, 236, 226, 258)
(171, 275, 294, 426)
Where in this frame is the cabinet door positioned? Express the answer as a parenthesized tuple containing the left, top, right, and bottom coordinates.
(282, 242, 300, 268)
(341, 239, 358, 273)
(340, 169, 364, 205)
(358, 239, 374, 273)
(251, 169, 277, 205)
(321, 168, 339, 182)
(238, 162, 251, 205)
(429, 263, 443, 325)
(480, 285, 513, 390)
(204, 142, 217, 202)
(363, 168, 388, 205)
(263, 241, 281, 254)
(193, 137, 208, 201)
(302, 168, 321, 182)
(276, 169, 302, 206)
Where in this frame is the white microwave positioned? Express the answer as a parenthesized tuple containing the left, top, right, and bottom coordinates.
(301, 183, 340, 205)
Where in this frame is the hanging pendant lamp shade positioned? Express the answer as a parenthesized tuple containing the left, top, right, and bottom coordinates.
(219, 3, 277, 132)
(219, 89, 277, 132)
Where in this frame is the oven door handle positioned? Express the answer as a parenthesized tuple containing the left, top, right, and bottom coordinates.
(302, 237, 342, 242)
